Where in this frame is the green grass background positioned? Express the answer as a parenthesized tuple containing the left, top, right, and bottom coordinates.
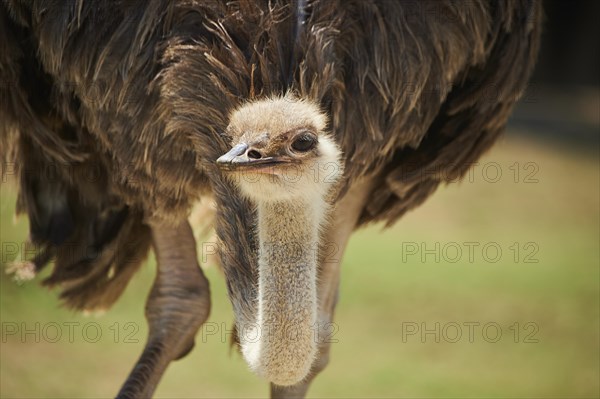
(1, 133, 598, 398)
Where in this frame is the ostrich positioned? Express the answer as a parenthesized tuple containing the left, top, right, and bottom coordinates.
(0, 0, 542, 397)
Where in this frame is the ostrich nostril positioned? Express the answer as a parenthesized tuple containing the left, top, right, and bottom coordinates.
(247, 149, 262, 159)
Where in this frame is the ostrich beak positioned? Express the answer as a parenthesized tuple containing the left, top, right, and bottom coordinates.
(216, 143, 249, 167)
(216, 143, 297, 172)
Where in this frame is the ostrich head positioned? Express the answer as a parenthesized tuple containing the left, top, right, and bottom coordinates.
(217, 96, 343, 202)
(216, 96, 343, 386)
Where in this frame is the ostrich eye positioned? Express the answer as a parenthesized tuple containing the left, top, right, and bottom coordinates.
(291, 135, 317, 152)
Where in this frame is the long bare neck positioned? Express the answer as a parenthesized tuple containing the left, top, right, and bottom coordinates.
(258, 200, 321, 273)
(240, 197, 325, 386)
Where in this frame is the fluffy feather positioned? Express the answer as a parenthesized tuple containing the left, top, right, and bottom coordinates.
(0, 0, 541, 327)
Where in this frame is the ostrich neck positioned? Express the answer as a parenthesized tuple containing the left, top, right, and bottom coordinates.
(241, 197, 324, 386)
(258, 199, 321, 277)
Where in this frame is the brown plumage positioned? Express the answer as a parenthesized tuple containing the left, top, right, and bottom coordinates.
(0, 0, 542, 396)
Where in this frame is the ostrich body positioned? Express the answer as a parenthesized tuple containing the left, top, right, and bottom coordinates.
(0, 0, 542, 397)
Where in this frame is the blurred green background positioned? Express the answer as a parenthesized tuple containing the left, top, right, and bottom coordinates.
(1, 130, 598, 398)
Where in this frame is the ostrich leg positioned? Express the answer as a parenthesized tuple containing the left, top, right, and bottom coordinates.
(271, 179, 373, 399)
(117, 220, 211, 398)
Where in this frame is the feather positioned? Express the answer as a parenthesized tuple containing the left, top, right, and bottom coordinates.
(0, 0, 542, 313)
